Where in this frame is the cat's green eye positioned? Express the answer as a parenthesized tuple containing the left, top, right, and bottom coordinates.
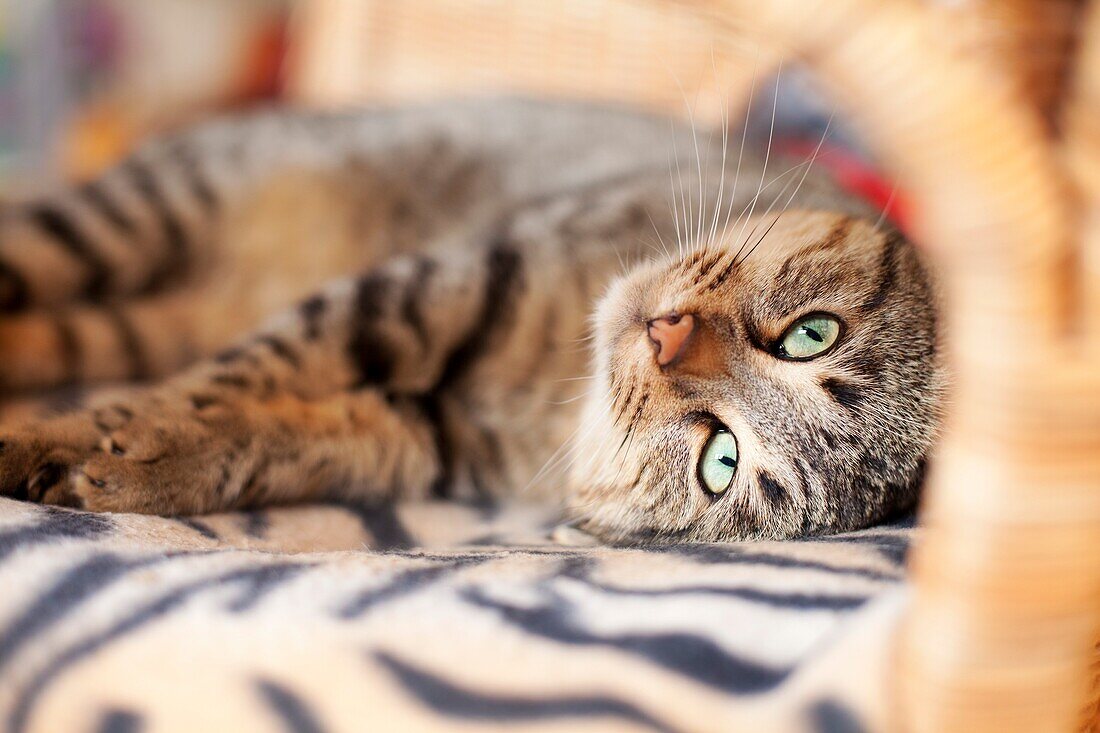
(776, 314, 842, 360)
(698, 429, 738, 496)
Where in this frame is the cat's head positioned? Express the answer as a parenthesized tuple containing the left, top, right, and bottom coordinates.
(567, 210, 944, 543)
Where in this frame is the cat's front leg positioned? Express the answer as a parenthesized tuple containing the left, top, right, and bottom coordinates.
(0, 387, 439, 514)
(0, 243, 518, 514)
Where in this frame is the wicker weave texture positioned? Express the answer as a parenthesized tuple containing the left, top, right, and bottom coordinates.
(289, 0, 776, 121)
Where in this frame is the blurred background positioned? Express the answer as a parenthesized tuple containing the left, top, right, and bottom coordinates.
(0, 0, 1076, 203)
(0, 0, 291, 189)
(0, 0, 825, 192)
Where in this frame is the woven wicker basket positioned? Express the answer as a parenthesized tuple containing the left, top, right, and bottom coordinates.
(289, 1, 1100, 730)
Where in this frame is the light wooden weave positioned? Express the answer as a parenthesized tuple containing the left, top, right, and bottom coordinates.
(289, 1, 1100, 730)
(288, 0, 772, 122)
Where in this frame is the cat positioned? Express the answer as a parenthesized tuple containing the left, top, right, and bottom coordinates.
(0, 97, 945, 542)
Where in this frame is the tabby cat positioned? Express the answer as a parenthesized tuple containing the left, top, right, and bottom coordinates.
(0, 98, 944, 542)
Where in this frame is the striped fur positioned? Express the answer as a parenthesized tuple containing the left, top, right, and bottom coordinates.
(0, 97, 943, 544)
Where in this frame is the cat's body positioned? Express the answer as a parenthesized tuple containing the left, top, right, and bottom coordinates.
(0, 98, 943, 542)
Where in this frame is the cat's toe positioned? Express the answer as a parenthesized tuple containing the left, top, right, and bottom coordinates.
(77, 432, 224, 515)
(74, 445, 172, 513)
(99, 425, 170, 464)
(70, 457, 134, 512)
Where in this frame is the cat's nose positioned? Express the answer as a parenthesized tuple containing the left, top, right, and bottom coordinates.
(647, 313, 694, 367)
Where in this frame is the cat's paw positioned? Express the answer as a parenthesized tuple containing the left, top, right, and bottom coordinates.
(0, 414, 101, 507)
(79, 404, 254, 514)
(0, 399, 253, 515)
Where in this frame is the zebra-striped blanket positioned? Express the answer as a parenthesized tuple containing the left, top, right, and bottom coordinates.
(0, 497, 910, 732)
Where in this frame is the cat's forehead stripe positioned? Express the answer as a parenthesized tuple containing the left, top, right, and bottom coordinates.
(775, 216, 856, 277)
(860, 230, 905, 314)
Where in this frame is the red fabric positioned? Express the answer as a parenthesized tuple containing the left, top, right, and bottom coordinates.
(776, 139, 911, 232)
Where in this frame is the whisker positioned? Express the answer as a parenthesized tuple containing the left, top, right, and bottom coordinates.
(874, 176, 900, 233)
(609, 412, 644, 490)
(657, 59, 690, 261)
(689, 89, 707, 250)
(548, 390, 594, 406)
(546, 403, 624, 493)
(668, 114, 693, 262)
(721, 52, 760, 244)
(638, 235, 669, 261)
(730, 170, 804, 264)
(645, 209, 674, 263)
(610, 238, 628, 273)
(706, 48, 730, 254)
(733, 62, 782, 252)
(521, 400, 611, 494)
(556, 341, 602, 356)
(736, 110, 835, 265)
(735, 211, 784, 266)
(724, 159, 810, 260)
(667, 143, 685, 260)
(672, 73, 701, 254)
(673, 71, 717, 257)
